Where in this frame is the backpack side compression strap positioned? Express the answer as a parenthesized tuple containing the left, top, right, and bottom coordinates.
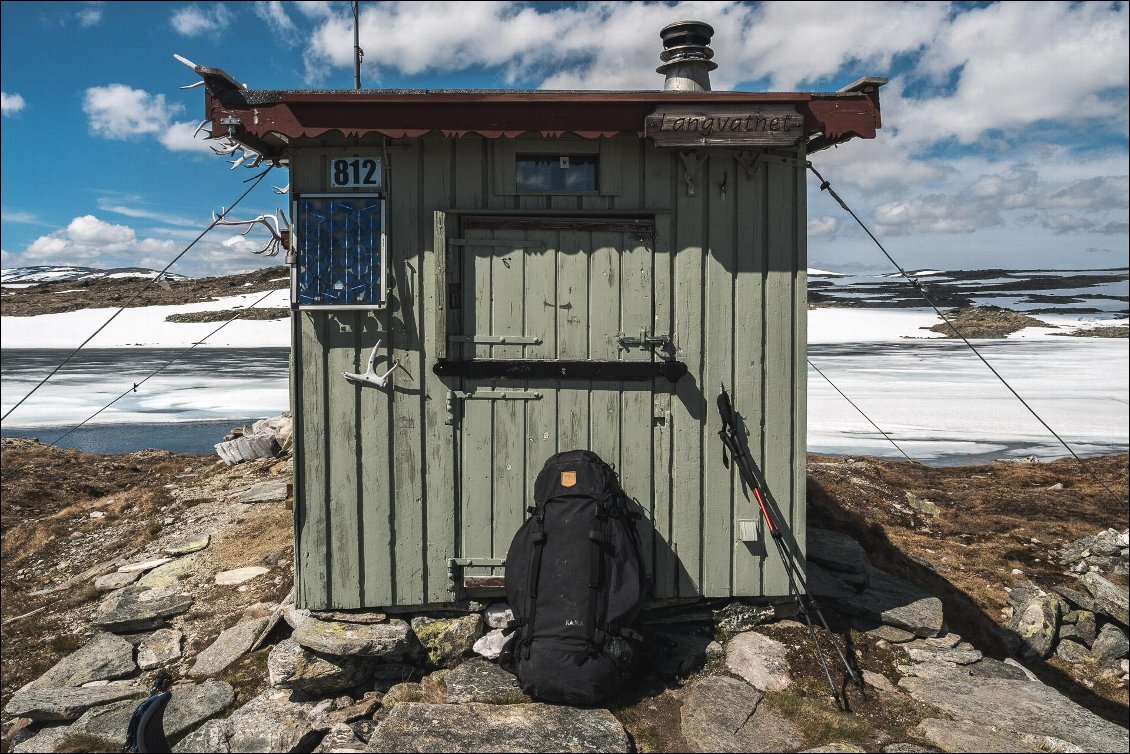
(521, 514, 546, 660)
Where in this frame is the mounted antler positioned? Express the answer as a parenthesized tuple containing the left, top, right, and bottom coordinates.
(213, 209, 291, 257)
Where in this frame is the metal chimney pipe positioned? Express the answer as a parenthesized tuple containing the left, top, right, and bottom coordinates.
(657, 20, 717, 92)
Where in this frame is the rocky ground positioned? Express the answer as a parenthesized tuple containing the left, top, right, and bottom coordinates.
(1, 431, 1127, 753)
(0, 266, 288, 318)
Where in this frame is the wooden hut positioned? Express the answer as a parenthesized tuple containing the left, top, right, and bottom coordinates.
(194, 21, 884, 609)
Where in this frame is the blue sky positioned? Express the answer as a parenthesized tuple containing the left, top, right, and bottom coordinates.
(1, 1, 1127, 277)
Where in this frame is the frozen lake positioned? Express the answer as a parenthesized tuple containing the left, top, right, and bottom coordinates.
(2, 338, 1126, 463)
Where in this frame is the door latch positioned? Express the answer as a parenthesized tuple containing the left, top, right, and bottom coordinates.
(617, 328, 674, 354)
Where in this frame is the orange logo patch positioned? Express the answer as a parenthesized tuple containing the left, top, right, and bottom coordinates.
(561, 471, 577, 487)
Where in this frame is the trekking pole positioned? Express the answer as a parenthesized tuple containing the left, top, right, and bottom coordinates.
(717, 383, 862, 710)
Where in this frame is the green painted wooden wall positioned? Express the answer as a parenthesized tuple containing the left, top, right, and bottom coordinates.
(290, 135, 807, 609)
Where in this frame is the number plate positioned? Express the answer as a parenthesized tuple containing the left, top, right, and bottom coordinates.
(329, 157, 382, 189)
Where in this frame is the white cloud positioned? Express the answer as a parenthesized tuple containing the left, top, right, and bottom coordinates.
(1, 91, 26, 116)
(83, 84, 182, 139)
(255, 1, 297, 36)
(871, 194, 1002, 236)
(294, 1, 332, 19)
(158, 120, 217, 153)
(95, 198, 201, 228)
(1, 208, 39, 224)
(22, 216, 176, 263)
(77, 3, 103, 27)
(1040, 213, 1094, 234)
(171, 4, 233, 37)
(808, 217, 839, 237)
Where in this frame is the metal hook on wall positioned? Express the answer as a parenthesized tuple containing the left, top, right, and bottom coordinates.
(342, 340, 399, 388)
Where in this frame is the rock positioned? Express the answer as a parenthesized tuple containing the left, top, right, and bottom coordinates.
(806, 561, 862, 601)
(483, 602, 513, 630)
(67, 680, 234, 747)
(472, 629, 510, 660)
(371, 664, 424, 691)
(680, 675, 803, 753)
(715, 601, 777, 634)
(652, 630, 715, 677)
(165, 534, 211, 556)
(905, 492, 940, 517)
(905, 644, 983, 666)
(138, 555, 201, 588)
(117, 557, 174, 573)
(216, 434, 279, 466)
(10, 726, 82, 754)
(440, 658, 530, 704)
(1002, 657, 1041, 682)
(173, 718, 229, 753)
(882, 745, 936, 753)
(411, 615, 480, 668)
(1055, 639, 1092, 664)
(1052, 584, 1097, 613)
(842, 566, 944, 638)
(189, 618, 269, 677)
(27, 632, 136, 689)
(1080, 571, 1129, 626)
(94, 570, 141, 591)
(898, 660, 1130, 753)
(724, 631, 792, 693)
(268, 638, 370, 694)
(862, 669, 898, 694)
(1091, 528, 1125, 557)
(238, 481, 290, 504)
(3, 685, 144, 721)
(315, 722, 367, 753)
(1010, 593, 1061, 659)
(324, 693, 382, 727)
(968, 658, 1032, 681)
(860, 622, 917, 643)
(310, 610, 388, 624)
(93, 582, 194, 632)
(215, 566, 270, 586)
(223, 689, 326, 753)
(801, 746, 865, 753)
(1091, 624, 1130, 663)
(367, 702, 629, 753)
(381, 683, 423, 708)
(1059, 610, 1097, 647)
(916, 718, 1041, 753)
(292, 615, 413, 659)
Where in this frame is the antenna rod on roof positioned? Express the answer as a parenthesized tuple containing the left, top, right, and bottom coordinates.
(353, 1, 362, 90)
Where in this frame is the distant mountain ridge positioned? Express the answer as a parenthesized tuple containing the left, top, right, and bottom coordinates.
(0, 266, 190, 284)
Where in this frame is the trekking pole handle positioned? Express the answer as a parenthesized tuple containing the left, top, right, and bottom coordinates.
(717, 382, 734, 426)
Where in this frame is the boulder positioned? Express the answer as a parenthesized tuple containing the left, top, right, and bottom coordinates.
(724, 631, 792, 693)
(138, 555, 201, 588)
(968, 658, 1032, 682)
(860, 622, 917, 643)
(472, 629, 510, 661)
(916, 718, 1041, 753)
(173, 718, 229, 753)
(366, 702, 630, 753)
(680, 675, 804, 753)
(1055, 639, 1092, 664)
(904, 644, 982, 666)
(65, 680, 235, 747)
(93, 582, 194, 632)
(801, 746, 865, 753)
(1009, 593, 1060, 659)
(315, 722, 368, 754)
(1052, 584, 1097, 613)
(881, 745, 936, 754)
(238, 481, 290, 504)
(3, 685, 144, 721)
(807, 528, 870, 575)
(267, 638, 370, 694)
(190, 618, 269, 677)
(1091, 624, 1130, 664)
(862, 669, 898, 694)
(27, 632, 136, 689)
(165, 534, 211, 556)
(138, 628, 184, 670)
(94, 570, 141, 592)
(1080, 572, 1129, 626)
(898, 660, 1130, 753)
(841, 566, 944, 637)
(223, 688, 326, 753)
(806, 561, 862, 602)
(215, 434, 278, 466)
(10, 726, 86, 754)
(411, 615, 481, 668)
(292, 615, 413, 659)
(1059, 610, 1097, 647)
(214, 566, 270, 586)
(117, 557, 173, 574)
(712, 602, 776, 634)
(440, 658, 530, 704)
(651, 630, 715, 677)
(380, 683, 424, 708)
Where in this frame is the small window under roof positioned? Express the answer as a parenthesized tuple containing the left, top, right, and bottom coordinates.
(516, 153, 599, 193)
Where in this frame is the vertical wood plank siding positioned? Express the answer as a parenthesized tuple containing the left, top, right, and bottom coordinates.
(293, 137, 807, 608)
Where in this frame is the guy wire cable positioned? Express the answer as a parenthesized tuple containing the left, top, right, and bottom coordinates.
(808, 358, 916, 463)
(807, 162, 1126, 505)
(1, 166, 274, 423)
(47, 285, 282, 448)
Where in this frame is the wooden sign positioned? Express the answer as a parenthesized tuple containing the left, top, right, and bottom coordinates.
(645, 105, 804, 147)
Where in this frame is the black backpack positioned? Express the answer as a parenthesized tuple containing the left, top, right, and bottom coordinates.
(501, 450, 648, 705)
